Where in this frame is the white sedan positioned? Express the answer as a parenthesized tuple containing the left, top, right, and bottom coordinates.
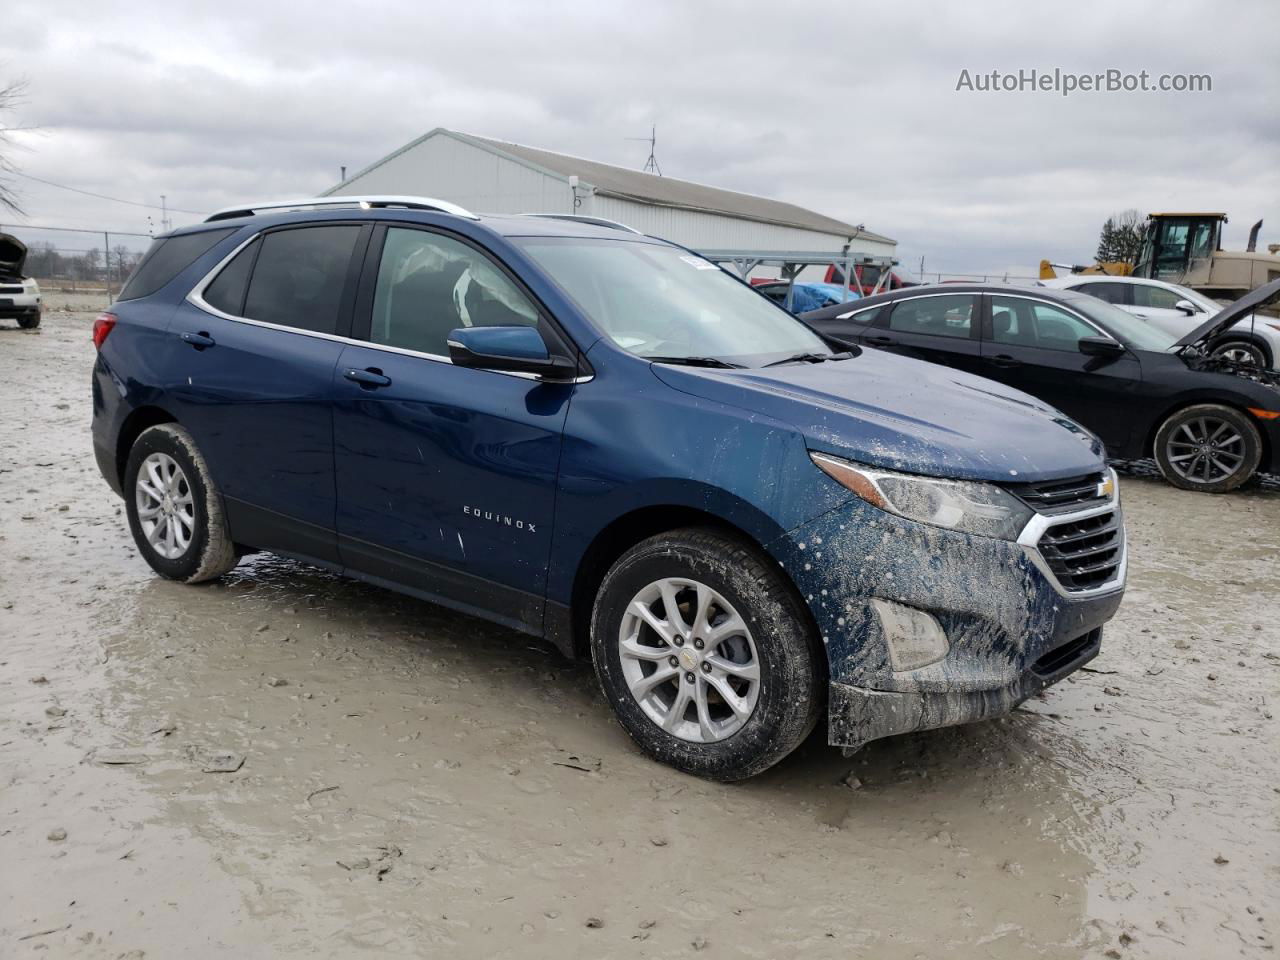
(1040, 275, 1280, 369)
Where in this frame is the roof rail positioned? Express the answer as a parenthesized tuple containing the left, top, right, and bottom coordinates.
(204, 195, 480, 223)
(517, 213, 643, 234)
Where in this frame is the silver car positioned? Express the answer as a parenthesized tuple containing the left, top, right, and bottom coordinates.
(1040, 274, 1280, 369)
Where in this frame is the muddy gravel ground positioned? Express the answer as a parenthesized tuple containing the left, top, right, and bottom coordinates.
(2, 300, 1277, 959)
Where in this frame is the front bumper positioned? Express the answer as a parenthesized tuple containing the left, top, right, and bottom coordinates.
(0, 291, 40, 318)
(773, 487, 1126, 751)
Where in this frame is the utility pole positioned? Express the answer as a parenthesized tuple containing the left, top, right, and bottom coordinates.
(340, 165, 347, 182)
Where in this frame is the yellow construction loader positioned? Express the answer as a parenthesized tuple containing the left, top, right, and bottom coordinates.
(1041, 212, 1280, 306)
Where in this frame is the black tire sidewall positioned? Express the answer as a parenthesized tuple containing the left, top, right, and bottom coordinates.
(1210, 340, 1268, 368)
(1154, 404, 1262, 493)
(590, 528, 822, 781)
(124, 426, 215, 580)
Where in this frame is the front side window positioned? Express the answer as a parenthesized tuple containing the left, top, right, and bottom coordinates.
(1131, 284, 1186, 310)
(990, 296, 1099, 351)
(370, 228, 538, 356)
(243, 226, 361, 334)
(887, 295, 975, 339)
(517, 237, 829, 364)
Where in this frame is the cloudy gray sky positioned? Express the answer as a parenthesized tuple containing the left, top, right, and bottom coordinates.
(3, 0, 1278, 277)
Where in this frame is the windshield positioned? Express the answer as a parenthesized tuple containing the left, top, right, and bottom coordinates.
(517, 237, 831, 364)
(1071, 296, 1180, 351)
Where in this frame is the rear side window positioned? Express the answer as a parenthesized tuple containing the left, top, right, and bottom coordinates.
(243, 226, 361, 334)
(117, 228, 236, 301)
(1075, 282, 1128, 305)
(203, 239, 258, 316)
(888, 295, 975, 339)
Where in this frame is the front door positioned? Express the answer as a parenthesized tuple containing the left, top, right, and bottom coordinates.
(332, 225, 575, 633)
(980, 293, 1143, 451)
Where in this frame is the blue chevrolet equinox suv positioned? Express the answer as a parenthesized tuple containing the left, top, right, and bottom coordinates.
(92, 196, 1126, 779)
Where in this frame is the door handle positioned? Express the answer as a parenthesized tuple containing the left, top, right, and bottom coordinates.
(865, 335, 895, 346)
(986, 354, 1021, 368)
(180, 331, 216, 349)
(344, 367, 392, 389)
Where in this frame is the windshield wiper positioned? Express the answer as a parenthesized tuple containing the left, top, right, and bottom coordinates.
(647, 356, 745, 369)
(762, 351, 852, 367)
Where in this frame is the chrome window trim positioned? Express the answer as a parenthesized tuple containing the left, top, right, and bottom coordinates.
(185, 232, 591, 384)
(987, 291, 1117, 345)
(1015, 470, 1126, 598)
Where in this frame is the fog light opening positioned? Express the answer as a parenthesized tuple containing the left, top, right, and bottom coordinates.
(871, 599, 950, 672)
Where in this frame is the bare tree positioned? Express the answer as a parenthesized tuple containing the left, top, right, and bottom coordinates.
(1096, 208, 1146, 265)
(0, 78, 27, 213)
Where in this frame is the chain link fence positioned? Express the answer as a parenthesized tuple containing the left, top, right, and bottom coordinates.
(1, 223, 153, 303)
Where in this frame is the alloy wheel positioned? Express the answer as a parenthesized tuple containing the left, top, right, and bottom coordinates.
(1165, 416, 1246, 484)
(1210, 342, 1265, 367)
(135, 452, 196, 559)
(617, 577, 761, 743)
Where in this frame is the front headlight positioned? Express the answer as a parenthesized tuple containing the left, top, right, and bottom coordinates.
(810, 452, 1034, 541)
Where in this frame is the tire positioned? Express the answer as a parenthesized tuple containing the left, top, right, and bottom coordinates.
(124, 424, 239, 582)
(17, 310, 41, 329)
(1153, 404, 1262, 493)
(590, 527, 823, 781)
(1210, 338, 1268, 369)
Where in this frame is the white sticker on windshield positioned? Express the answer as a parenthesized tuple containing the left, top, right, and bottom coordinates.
(680, 255, 718, 270)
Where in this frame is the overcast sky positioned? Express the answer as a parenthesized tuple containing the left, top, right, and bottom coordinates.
(3, 0, 1278, 277)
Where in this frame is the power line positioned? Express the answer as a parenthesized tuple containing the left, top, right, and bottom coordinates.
(0, 222, 152, 238)
(10, 171, 206, 215)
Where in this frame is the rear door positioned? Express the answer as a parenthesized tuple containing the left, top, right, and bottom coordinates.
(170, 222, 369, 562)
(980, 293, 1142, 450)
(331, 224, 575, 633)
(864, 292, 984, 376)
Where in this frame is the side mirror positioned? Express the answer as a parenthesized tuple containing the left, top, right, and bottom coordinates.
(446, 326, 576, 379)
(1174, 299, 1198, 316)
(1078, 336, 1126, 358)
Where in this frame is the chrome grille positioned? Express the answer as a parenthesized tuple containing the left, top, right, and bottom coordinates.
(1037, 509, 1122, 592)
(1007, 472, 1107, 511)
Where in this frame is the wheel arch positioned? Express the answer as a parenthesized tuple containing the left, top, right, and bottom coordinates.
(1143, 396, 1271, 469)
(115, 405, 179, 489)
(1207, 330, 1273, 367)
(563, 504, 804, 660)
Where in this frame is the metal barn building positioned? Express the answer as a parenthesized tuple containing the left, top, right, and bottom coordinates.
(323, 128, 896, 269)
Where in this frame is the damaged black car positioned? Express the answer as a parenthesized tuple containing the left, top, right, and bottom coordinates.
(802, 278, 1280, 493)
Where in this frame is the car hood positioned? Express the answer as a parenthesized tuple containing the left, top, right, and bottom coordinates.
(1175, 275, 1280, 347)
(651, 350, 1106, 483)
(0, 233, 27, 280)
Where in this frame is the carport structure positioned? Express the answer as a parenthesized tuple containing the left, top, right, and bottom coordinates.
(700, 249, 902, 311)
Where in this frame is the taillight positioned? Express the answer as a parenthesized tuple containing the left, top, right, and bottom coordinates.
(92, 313, 117, 350)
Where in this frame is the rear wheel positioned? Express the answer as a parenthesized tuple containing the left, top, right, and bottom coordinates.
(590, 527, 823, 781)
(124, 424, 239, 582)
(1210, 339, 1268, 368)
(1153, 404, 1262, 493)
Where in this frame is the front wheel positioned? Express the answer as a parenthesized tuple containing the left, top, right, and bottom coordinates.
(1153, 404, 1262, 493)
(124, 424, 239, 582)
(590, 527, 823, 781)
(17, 310, 41, 329)
(1210, 339, 1268, 369)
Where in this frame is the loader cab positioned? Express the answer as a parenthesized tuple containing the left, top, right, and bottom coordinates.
(1133, 213, 1225, 283)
